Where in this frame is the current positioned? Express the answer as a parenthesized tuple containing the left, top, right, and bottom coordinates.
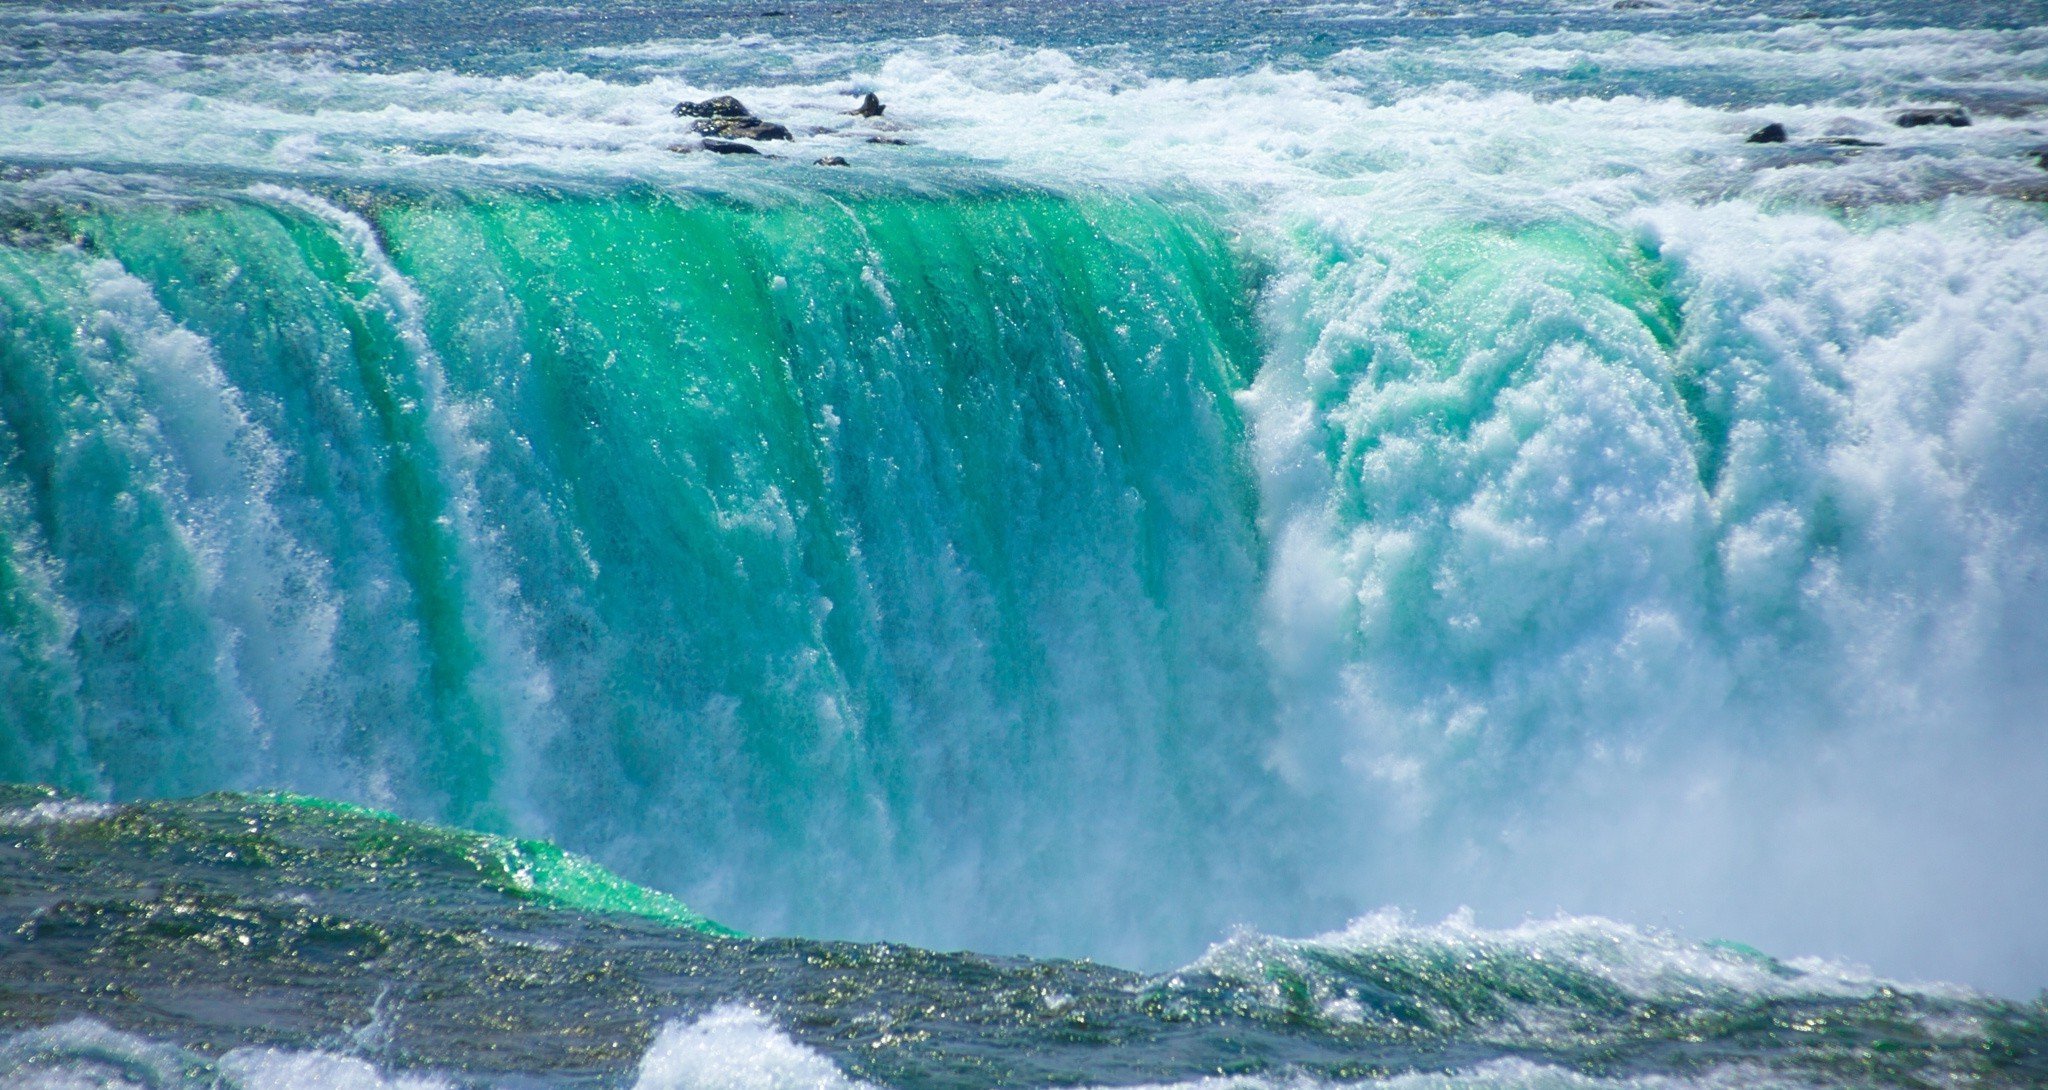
(1, 0, 2046, 1086)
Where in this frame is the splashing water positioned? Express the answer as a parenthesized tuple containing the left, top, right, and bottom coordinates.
(1, 3, 2046, 1081)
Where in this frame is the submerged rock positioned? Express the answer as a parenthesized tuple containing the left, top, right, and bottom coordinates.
(699, 139, 765, 156)
(670, 140, 768, 157)
(815, 155, 850, 166)
(868, 135, 910, 146)
(851, 92, 886, 117)
(1747, 122, 1789, 144)
(673, 95, 752, 119)
(1816, 135, 1884, 148)
(1893, 107, 1971, 128)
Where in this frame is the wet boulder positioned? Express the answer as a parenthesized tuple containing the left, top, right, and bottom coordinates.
(1893, 107, 1970, 128)
(674, 96, 753, 119)
(672, 139, 767, 156)
(693, 116, 793, 141)
(702, 139, 764, 155)
(815, 155, 850, 166)
(1747, 122, 1788, 144)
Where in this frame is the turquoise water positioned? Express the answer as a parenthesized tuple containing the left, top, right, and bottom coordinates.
(3, 0, 2048, 1084)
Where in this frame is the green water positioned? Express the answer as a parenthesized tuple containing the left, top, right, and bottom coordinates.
(0, 183, 1288, 961)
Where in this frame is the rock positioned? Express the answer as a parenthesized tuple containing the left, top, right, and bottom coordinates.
(1612, 0, 1660, 9)
(1893, 107, 1970, 128)
(1815, 136, 1882, 148)
(867, 135, 909, 146)
(700, 139, 764, 155)
(692, 117, 793, 141)
(1747, 122, 1788, 144)
(673, 96, 752, 119)
(851, 92, 885, 118)
(815, 156, 850, 166)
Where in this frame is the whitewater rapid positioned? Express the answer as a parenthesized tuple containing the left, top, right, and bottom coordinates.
(1, 0, 2045, 995)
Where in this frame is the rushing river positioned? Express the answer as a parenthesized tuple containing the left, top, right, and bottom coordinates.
(2, 0, 2046, 1085)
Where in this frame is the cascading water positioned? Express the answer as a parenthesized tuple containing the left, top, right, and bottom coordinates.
(1247, 197, 2048, 987)
(3, 1, 2047, 1084)
(0, 184, 1311, 963)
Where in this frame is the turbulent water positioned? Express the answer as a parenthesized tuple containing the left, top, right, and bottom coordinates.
(2, 0, 2047, 1085)
(4, 784, 2045, 1088)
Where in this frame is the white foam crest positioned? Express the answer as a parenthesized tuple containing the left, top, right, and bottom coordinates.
(0, 799, 116, 826)
(0, 1018, 452, 1090)
(215, 1047, 451, 1090)
(0, 7, 147, 26)
(631, 1005, 872, 1090)
(1186, 908, 1938, 1005)
(620, 1009, 1748, 1090)
(1323, 24, 2048, 91)
(0, 1020, 189, 1090)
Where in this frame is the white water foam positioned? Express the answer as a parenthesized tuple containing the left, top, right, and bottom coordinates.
(0, 799, 115, 826)
(216, 1047, 451, 1090)
(632, 1006, 873, 1090)
(1181, 909, 1973, 1008)
(622, 1005, 1835, 1090)
(0, 1019, 450, 1090)
(1239, 185, 2048, 992)
(1, 25, 2042, 200)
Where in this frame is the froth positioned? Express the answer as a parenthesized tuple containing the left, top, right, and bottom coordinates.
(632, 1006, 872, 1090)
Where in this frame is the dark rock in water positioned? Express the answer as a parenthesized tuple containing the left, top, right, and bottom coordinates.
(867, 135, 910, 146)
(700, 139, 764, 156)
(693, 117, 793, 141)
(815, 155, 850, 166)
(851, 92, 886, 118)
(1893, 107, 1970, 128)
(1815, 136, 1883, 148)
(1612, 0, 1661, 9)
(673, 95, 752, 119)
(1747, 122, 1788, 144)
